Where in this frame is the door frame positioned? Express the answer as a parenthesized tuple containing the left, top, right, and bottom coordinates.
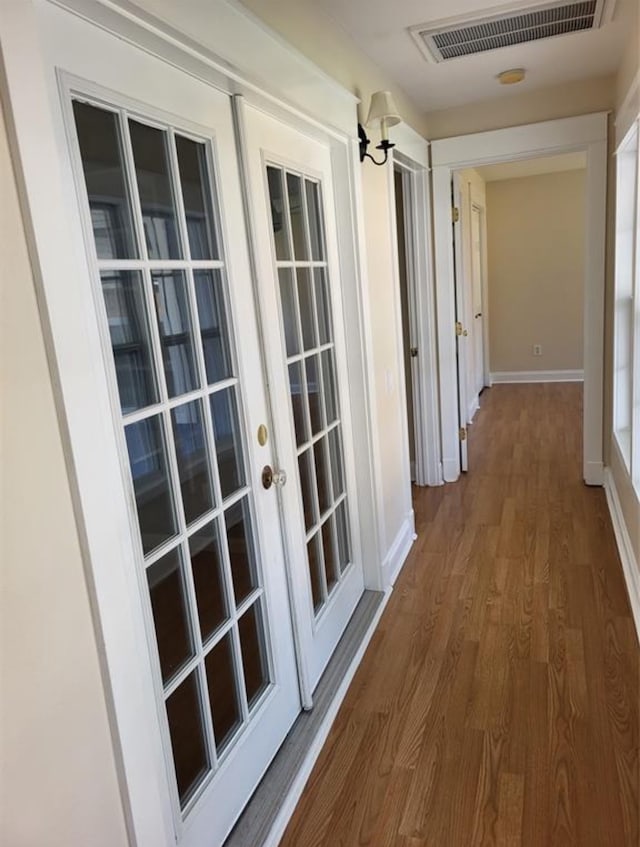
(432, 113, 608, 484)
(0, 1, 385, 843)
(389, 127, 443, 489)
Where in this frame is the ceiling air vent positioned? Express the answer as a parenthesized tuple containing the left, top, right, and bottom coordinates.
(409, 0, 612, 63)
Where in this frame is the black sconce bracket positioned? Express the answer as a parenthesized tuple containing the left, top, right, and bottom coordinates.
(358, 123, 395, 166)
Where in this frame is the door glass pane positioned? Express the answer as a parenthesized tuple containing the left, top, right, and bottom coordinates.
(267, 167, 290, 260)
(321, 350, 338, 425)
(171, 400, 214, 524)
(278, 268, 299, 357)
(175, 135, 219, 260)
(210, 387, 245, 499)
(205, 633, 242, 753)
(225, 498, 257, 605)
(194, 270, 233, 384)
(125, 415, 176, 554)
(328, 427, 345, 498)
(166, 671, 210, 805)
(335, 500, 351, 574)
(286, 173, 309, 260)
(189, 521, 228, 642)
(305, 180, 324, 261)
(147, 548, 194, 684)
(152, 271, 199, 397)
(288, 361, 308, 446)
(322, 517, 339, 591)
(314, 269, 332, 345)
(314, 438, 331, 516)
(305, 356, 323, 434)
(129, 119, 181, 259)
(73, 101, 137, 259)
(307, 533, 324, 612)
(238, 602, 269, 708)
(100, 270, 157, 413)
(297, 268, 316, 350)
(298, 449, 316, 531)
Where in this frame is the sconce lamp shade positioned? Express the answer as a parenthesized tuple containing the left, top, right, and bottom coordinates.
(365, 90, 401, 129)
(358, 90, 402, 165)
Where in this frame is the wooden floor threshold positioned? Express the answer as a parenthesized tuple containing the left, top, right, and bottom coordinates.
(224, 589, 388, 847)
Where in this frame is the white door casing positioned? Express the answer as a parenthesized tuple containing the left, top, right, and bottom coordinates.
(452, 172, 469, 472)
(390, 135, 443, 489)
(431, 114, 608, 485)
(471, 203, 486, 401)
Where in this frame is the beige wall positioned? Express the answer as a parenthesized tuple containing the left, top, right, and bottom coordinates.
(0, 104, 128, 846)
(485, 170, 586, 374)
(240, 0, 429, 137)
(426, 75, 615, 140)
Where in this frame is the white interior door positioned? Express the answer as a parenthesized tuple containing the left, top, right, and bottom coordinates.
(471, 204, 486, 398)
(46, 13, 300, 846)
(240, 104, 365, 696)
(452, 173, 469, 471)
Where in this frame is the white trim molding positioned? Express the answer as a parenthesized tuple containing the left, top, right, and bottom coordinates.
(431, 112, 608, 486)
(490, 369, 584, 383)
(615, 69, 640, 148)
(604, 468, 640, 643)
(382, 511, 417, 588)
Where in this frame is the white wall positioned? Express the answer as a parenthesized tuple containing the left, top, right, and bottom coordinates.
(485, 169, 586, 375)
(0, 102, 129, 846)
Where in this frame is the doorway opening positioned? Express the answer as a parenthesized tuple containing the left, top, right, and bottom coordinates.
(451, 153, 588, 467)
(431, 113, 608, 484)
(394, 166, 419, 483)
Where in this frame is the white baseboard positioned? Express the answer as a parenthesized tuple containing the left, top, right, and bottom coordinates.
(442, 456, 459, 482)
(467, 394, 479, 423)
(263, 589, 391, 847)
(382, 510, 417, 587)
(604, 468, 640, 643)
(490, 369, 584, 383)
(584, 460, 604, 487)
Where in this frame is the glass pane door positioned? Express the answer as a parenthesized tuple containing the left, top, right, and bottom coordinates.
(266, 166, 353, 615)
(240, 103, 364, 695)
(72, 98, 294, 823)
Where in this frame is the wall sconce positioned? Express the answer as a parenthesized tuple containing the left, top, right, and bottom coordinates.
(358, 90, 401, 166)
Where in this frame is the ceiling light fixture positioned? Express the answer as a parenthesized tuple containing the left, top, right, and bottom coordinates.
(358, 90, 401, 165)
(497, 68, 526, 85)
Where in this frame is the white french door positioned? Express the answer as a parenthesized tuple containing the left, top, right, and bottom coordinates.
(240, 105, 365, 695)
(48, 14, 301, 847)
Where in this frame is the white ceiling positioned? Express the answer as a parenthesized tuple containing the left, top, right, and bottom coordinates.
(475, 151, 587, 180)
(313, 0, 636, 112)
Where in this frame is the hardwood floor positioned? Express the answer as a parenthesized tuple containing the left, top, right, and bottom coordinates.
(280, 384, 639, 847)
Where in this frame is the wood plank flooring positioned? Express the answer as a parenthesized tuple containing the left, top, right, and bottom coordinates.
(280, 384, 639, 847)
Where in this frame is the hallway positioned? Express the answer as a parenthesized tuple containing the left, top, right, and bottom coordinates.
(280, 384, 639, 846)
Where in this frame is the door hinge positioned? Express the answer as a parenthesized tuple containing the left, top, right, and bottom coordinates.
(452, 206, 460, 223)
(459, 426, 467, 441)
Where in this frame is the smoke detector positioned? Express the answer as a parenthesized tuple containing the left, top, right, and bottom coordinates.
(409, 0, 614, 64)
